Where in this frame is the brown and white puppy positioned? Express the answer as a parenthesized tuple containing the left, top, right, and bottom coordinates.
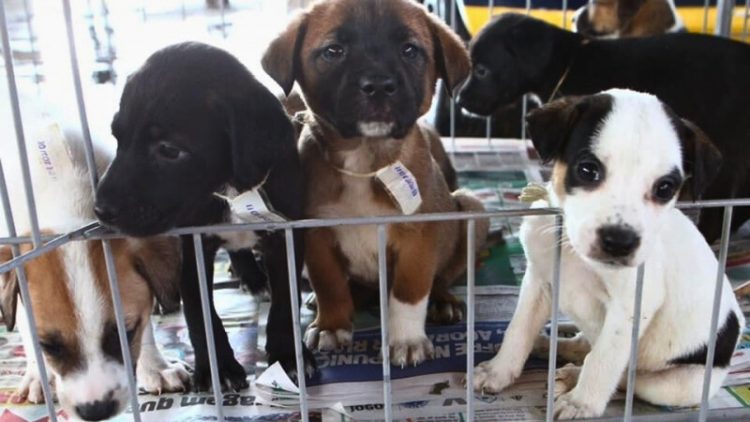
(573, 0, 684, 38)
(0, 125, 189, 421)
(263, 0, 488, 367)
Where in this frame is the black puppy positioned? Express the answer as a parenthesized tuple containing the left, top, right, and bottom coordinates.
(458, 14, 750, 242)
(95, 42, 313, 390)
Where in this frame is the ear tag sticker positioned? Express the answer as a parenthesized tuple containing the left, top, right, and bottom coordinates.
(230, 189, 287, 224)
(35, 123, 71, 182)
(375, 161, 422, 215)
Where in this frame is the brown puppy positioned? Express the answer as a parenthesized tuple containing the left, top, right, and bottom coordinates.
(573, 0, 684, 38)
(263, 0, 488, 366)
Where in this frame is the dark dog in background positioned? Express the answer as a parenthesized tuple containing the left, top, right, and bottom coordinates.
(95, 42, 313, 390)
(573, 0, 683, 38)
(263, 0, 488, 367)
(458, 14, 750, 242)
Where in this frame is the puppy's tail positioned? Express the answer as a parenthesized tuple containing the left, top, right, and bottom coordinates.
(454, 189, 490, 250)
(438, 190, 489, 287)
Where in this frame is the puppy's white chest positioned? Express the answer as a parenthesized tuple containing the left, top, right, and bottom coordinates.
(321, 177, 396, 281)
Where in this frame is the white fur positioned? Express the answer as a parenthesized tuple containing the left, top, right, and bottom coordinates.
(218, 187, 260, 251)
(473, 89, 744, 419)
(358, 121, 395, 138)
(389, 293, 433, 367)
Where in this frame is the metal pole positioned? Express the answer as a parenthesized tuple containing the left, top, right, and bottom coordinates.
(715, 0, 734, 37)
(377, 224, 393, 422)
(0, 0, 43, 248)
(449, 0, 457, 154)
(192, 234, 225, 420)
(562, 0, 569, 30)
(283, 229, 309, 422)
(22, 0, 41, 85)
(219, 0, 227, 38)
(545, 215, 563, 422)
(0, 161, 57, 421)
(703, 0, 711, 33)
(486, 0, 494, 149)
(699, 206, 733, 421)
(62, 0, 100, 191)
(743, 0, 750, 41)
(465, 220, 477, 421)
(624, 264, 646, 421)
(101, 240, 142, 421)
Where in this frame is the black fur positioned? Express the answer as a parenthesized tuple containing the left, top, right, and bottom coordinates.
(459, 14, 750, 242)
(670, 311, 741, 368)
(94, 42, 313, 390)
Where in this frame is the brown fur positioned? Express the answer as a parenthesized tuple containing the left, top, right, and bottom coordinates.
(587, 0, 677, 38)
(0, 236, 180, 378)
(264, 0, 488, 341)
(552, 162, 569, 204)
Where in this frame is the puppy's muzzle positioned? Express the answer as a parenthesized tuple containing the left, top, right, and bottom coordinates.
(74, 396, 118, 421)
(596, 225, 641, 260)
(359, 74, 397, 97)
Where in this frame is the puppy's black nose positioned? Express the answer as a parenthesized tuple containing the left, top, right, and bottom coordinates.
(75, 399, 117, 421)
(597, 225, 641, 258)
(359, 75, 397, 96)
(94, 203, 119, 225)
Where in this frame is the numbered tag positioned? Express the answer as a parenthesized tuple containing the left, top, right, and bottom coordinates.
(35, 123, 69, 181)
(375, 161, 422, 215)
(230, 189, 286, 224)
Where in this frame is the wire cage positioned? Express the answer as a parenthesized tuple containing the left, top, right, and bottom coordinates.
(1, 0, 750, 421)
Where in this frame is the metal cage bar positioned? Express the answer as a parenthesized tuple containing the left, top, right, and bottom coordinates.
(743, 0, 750, 41)
(192, 234, 226, 420)
(465, 219, 477, 421)
(101, 239, 142, 421)
(284, 228, 310, 422)
(624, 264, 646, 421)
(377, 224, 393, 422)
(0, 161, 57, 421)
(544, 215, 563, 422)
(699, 205, 734, 421)
(0, 0, 43, 249)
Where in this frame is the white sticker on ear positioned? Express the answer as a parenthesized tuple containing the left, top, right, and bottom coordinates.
(230, 189, 287, 224)
(34, 123, 73, 181)
(376, 161, 422, 215)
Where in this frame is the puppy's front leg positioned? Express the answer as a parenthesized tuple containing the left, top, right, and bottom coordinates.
(554, 299, 648, 419)
(137, 320, 191, 394)
(388, 229, 437, 367)
(474, 265, 550, 393)
(304, 228, 355, 351)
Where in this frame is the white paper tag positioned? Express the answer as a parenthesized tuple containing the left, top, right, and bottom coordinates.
(34, 123, 69, 181)
(375, 160, 422, 215)
(230, 189, 287, 224)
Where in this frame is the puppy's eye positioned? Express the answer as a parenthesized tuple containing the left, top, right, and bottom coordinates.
(402, 43, 419, 59)
(575, 160, 602, 185)
(323, 44, 345, 60)
(474, 64, 490, 79)
(39, 340, 66, 359)
(155, 141, 186, 161)
(653, 179, 678, 203)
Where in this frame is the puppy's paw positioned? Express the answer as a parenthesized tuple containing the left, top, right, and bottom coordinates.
(427, 294, 465, 325)
(193, 355, 248, 393)
(389, 335, 434, 367)
(304, 324, 352, 351)
(268, 341, 318, 382)
(471, 360, 517, 394)
(13, 367, 52, 404)
(138, 358, 192, 395)
(554, 364, 581, 398)
(554, 391, 605, 420)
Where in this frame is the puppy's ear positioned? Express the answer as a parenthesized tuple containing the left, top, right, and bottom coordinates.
(262, 12, 308, 96)
(678, 118, 722, 199)
(526, 96, 585, 162)
(132, 237, 182, 313)
(214, 89, 297, 189)
(428, 14, 470, 95)
(0, 246, 19, 331)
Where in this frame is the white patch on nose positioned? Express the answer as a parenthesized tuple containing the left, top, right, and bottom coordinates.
(56, 241, 130, 413)
(358, 121, 394, 137)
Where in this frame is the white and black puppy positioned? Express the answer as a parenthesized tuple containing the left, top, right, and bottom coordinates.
(472, 89, 744, 419)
